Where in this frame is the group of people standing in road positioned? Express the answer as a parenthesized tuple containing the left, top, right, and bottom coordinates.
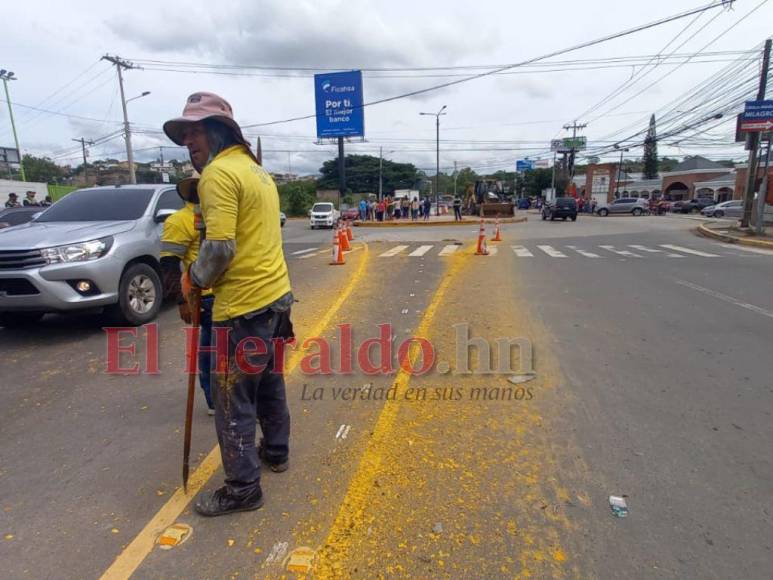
(357, 195, 433, 222)
(4, 190, 52, 208)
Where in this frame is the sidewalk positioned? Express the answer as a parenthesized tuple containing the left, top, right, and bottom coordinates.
(696, 220, 773, 249)
(354, 212, 528, 227)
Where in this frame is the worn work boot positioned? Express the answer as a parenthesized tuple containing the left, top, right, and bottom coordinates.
(257, 440, 289, 473)
(194, 485, 264, 517)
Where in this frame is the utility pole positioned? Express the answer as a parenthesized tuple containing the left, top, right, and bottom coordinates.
(614, 145, 630, 196)
(72, 137, 94, 184)
(454, 160, 458, 197)
(378, 146, 383, 200)
(102, 55, 138, 184)
(160, 146, 164, 168)
(563, 119, 587, 180)
(0, 69, 25, 181)
(741, 39, 771, 228)
(550, 151, 557, 202)
(755, 136, 771, 235)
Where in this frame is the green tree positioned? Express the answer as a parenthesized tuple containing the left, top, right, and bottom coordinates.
(317, 154, 421, 194)
(21, 154, 63, 183)
(643, 114, 659, 179)
(279, 180, 316, 216)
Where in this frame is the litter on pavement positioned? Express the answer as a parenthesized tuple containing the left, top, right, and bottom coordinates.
(609, 495, 629, 518)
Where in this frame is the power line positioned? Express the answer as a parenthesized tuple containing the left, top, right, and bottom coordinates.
(234, 1, 734, 129)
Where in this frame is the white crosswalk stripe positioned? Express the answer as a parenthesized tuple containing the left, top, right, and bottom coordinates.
(367, 242, 751, 260)
(660, 244, 719, 257)
(600, 245, 643, 258)
(408, 245, 433, 257)
(628, 244, 684, 258)
(379, 245, 409, 257)
(291, 247, 319, 255)
(537, 245, 567, 258)
(566, 245, 601, 258)
(721, 243, 773, 256)
(511, 245, 534, 257)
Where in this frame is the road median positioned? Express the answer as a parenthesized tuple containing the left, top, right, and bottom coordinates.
(696, 221, 773, 249)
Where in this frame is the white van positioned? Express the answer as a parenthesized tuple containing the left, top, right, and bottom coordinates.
(309, 202, 340, 229)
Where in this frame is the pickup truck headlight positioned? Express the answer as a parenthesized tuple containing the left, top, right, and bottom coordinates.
(41, 236, 113, 264)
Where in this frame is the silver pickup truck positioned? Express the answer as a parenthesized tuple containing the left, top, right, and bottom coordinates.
(0, 184, 183, 327)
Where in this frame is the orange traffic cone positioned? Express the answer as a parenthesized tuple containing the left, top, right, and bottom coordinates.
(476, 218, 489, 255)
(330, 226, 345, 265)
(492, 217, 502, 242)
(339, 222, 351, 251)
(346, 219, 354, 241)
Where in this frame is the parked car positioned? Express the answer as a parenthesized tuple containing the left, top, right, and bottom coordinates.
(672, 198, 715, 214)
(341, 207, 360, 221)
(701, 199, 744, 218)
(309, 202, 340, 229)
(0, 207, 42, 229)
(0, 184, 183, 328)
(542, 197, 578, 221)
(517, 198, 531, 210)
(596, 197, 649, 216)
(280, 211, 286, 227)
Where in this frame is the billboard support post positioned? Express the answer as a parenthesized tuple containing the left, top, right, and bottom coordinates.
(338, 137, 345, 209)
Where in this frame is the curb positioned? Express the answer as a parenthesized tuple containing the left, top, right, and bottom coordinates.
(696, 222, 773, 249)
(354, 216, 528, 228)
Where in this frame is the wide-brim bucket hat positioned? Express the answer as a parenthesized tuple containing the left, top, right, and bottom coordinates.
(176, 177, 199, 204)
(163, 92, 252, 152)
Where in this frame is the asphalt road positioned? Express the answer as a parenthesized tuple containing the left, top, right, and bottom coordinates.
(1, 213, 771, 579)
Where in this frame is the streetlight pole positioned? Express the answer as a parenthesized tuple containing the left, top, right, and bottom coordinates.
(379, 146, 383, 201)
(420, 105, 447, 215)
(0, 70, 25, 181)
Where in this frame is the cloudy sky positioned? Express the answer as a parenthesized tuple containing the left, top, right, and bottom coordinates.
(1, 0, 771, 176)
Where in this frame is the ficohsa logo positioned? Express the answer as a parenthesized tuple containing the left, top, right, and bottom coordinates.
(321, 81, 332, 92)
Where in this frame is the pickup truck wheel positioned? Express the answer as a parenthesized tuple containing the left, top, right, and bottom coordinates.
(107, 263, 162, 326)
(714, 210, 724, 217)
(571, 215, 577, 222)
(0, 311, 44, 327)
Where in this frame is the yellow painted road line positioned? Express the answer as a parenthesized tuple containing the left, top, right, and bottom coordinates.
(315, 250, 468, 577)
(99, 243, 370, 580)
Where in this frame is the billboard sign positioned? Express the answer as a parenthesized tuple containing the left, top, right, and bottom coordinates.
(550, 136, 587, 153)
(740, 100, 773, 132)
(314, 70, 365, 139)
(516, 159, 534, 172)
(0, 146, 20, 164)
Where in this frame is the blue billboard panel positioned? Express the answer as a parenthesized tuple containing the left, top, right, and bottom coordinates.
(516, 159, 534, 172)
(314, 70, 365, 139)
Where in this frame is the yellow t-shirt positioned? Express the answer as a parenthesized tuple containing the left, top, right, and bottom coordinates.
(199, 145, 291, 321)
(160, 202, 213, 297)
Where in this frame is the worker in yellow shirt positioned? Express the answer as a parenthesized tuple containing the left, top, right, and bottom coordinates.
(159, 177, 215, 415)
(164, 92, 294, 517)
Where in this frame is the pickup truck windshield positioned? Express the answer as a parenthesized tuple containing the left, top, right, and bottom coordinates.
(36, 188, 155, 222)
(312, 203, 333, 213)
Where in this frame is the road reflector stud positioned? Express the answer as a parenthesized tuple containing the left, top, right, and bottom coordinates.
(285, 546, 316, 574)
(157, 523, 193, 550)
